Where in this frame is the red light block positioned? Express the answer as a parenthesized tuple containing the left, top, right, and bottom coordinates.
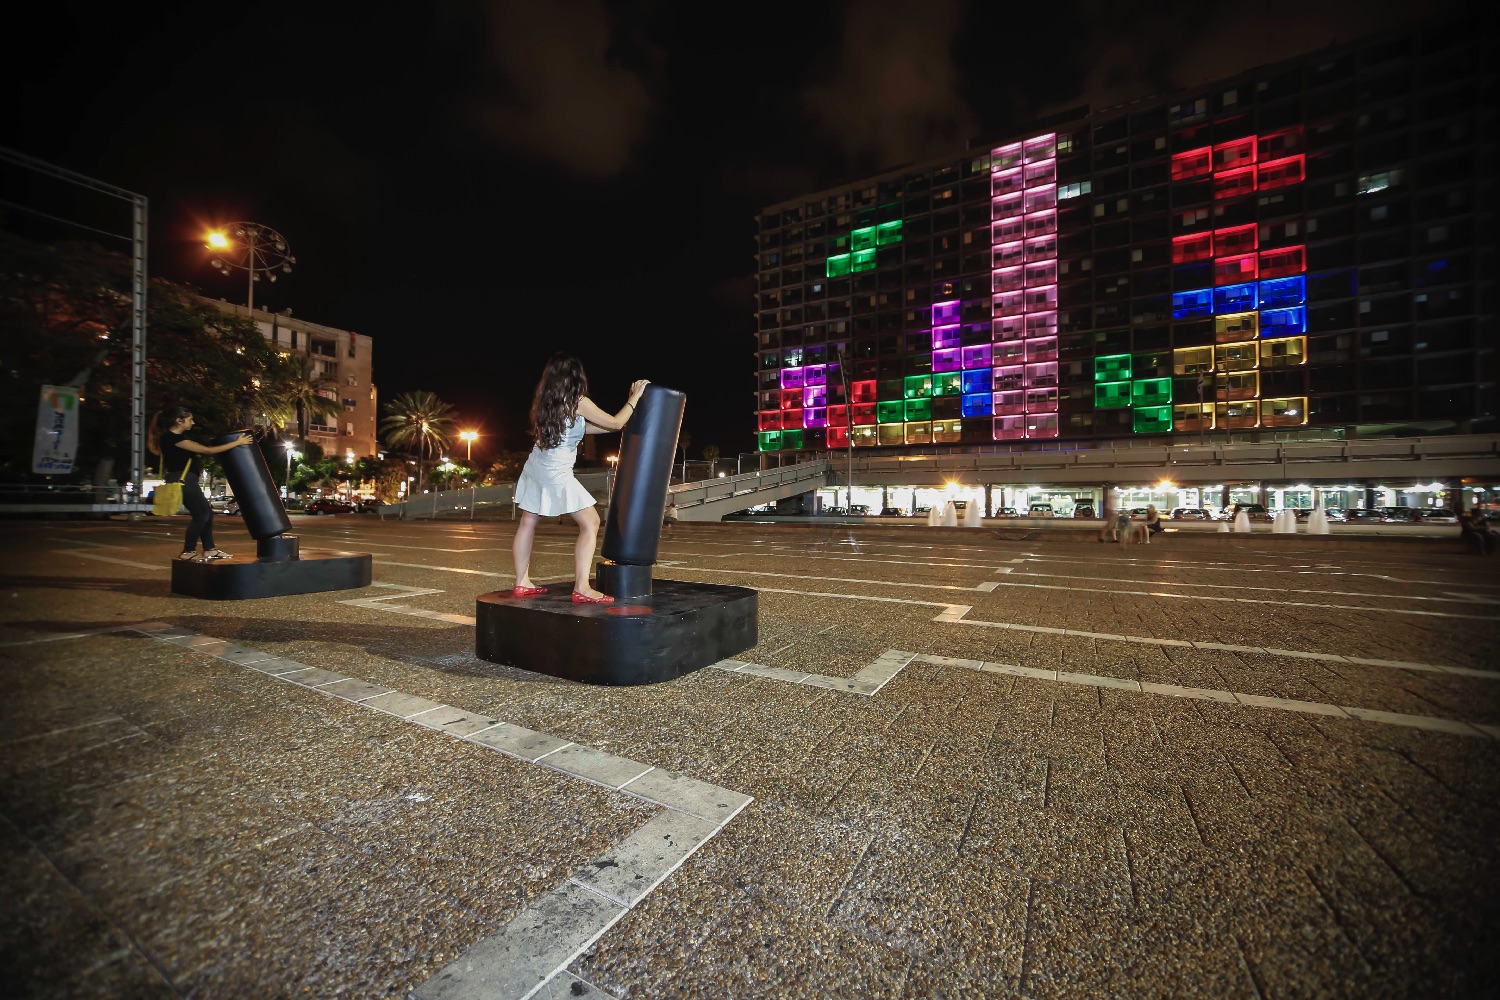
(826, 405, 848, 427)
(758, 411, 782, 431)
(1172, 232, 1214, 264)
(1258, 126, 1302, 160)
(1213, 223, 1257, 257)
(827, 426, 849, 449)
(1214, 165, 1256, 200)
(780, 389, 802, 409)
(851, 402, 877, 425)
(1171, 146, 1212, 181)
(1259, 245, 1305, 278)
(1214, 253, 1257, 285)
(1213, 136, 1256, 171)
(851, 380, 877, 402)
(1258, 155, 1305, 190)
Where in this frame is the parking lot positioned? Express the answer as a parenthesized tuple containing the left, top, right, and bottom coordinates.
(2, 514, 1497, 997)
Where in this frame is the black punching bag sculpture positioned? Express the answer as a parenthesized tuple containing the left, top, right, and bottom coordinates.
(597, 384, 684, 599)
(170, 432, 372, 600)
(474, 386, 757, 685)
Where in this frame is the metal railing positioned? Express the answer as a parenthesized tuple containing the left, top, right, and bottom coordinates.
(0, 483, 150, 513)
(669, 460, 831, 511)
(388, 472, 614, 520)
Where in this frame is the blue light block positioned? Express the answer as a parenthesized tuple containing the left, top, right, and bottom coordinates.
(1214, 282, 1257, 314)
(1172, 288, 1214, 319)
(1259, 306, 1306, 335)
(961, 369, 993, 394)
(962, 392, 993, 417)
(1258, 275, 1305, 310)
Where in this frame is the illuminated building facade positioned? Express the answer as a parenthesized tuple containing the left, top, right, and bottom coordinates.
(752, 18, 1495, 455)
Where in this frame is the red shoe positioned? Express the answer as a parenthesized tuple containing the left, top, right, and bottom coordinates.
(511, 585, 548, 598)
(571, 591, 614, 604)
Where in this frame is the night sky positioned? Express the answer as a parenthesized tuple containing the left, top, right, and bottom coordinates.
(5, 0, 1457, 461)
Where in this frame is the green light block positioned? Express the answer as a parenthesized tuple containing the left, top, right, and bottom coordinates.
(903, 375, 932, 399)
(1094, 354, 1131, 382)
(904, 398, 931, 422)
(780, 429, 804, 450)
(875, 220, 903, 245)
(876, 400, 905, 424)
(851, 226, 877, 252)
(1133, 406, 1173, 434)
(1131, 378, 1172, 408)
(1094, 381, 1131, 409)
(932, 372, 963, 396)
(758, 431, 782, 452)
(826, 254, 851, 278)
(851, 249, 876, 272)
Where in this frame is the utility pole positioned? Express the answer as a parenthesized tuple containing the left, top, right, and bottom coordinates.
(837, 347, 854, 512)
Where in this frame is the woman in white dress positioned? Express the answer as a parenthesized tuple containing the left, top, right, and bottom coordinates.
(512, 353, 648, 604)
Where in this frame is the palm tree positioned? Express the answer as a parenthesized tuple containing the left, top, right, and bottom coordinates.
(380, 390, 457, 493)
(278, 354, 342, 455)
(702, 444, 720, 476)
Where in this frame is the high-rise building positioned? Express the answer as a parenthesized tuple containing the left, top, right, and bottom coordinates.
(752, 15, 1495, 457)
(201, 298, 379, 461)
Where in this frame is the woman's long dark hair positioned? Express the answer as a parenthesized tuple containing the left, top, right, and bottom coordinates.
(530, 354, 588, 449)
(147, 406, 192, 456)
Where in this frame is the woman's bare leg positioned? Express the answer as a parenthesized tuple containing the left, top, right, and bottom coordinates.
(569, 505, 604, 597)
(512, 511, 541, 587)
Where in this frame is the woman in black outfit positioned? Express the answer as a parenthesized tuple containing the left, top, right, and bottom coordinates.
(148, 406, 252, 561)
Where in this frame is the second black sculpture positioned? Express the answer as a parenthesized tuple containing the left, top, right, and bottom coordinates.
(474, 385, 757, 684)
(170, 433, 372, 600)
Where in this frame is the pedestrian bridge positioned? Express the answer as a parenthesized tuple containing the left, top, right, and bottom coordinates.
(383, 434, 1500, 522)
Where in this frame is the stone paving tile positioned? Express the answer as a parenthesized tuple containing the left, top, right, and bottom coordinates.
(0, 816, 175, 1000)
(1022, 880, 1256, 999)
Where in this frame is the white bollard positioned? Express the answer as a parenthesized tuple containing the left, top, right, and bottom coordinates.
(963, 501, 982, 527)
(1233, 511, 1251, 533)
(1308, 508, 1330, 534)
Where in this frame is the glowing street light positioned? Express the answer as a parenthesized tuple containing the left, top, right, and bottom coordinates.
(204, 222, 296, 313)
(459, 430, 478, 462)
(283, 443, 300, 498)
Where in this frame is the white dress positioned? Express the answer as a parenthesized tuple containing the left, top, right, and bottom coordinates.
(514, 413, 595, 516)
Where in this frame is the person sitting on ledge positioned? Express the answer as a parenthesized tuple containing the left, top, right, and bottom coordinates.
(510, 353, 648, 604)
(1461, 509, 1496, 555)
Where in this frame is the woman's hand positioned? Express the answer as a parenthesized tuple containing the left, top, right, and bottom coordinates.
(629, 379, 649, 402)
(232, 434, 252, 448)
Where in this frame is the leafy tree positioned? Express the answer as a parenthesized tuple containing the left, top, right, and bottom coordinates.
(379, 390, 456, 492)
(482, 451, 529, 484)
(702, 443, 720, 474)
(273, 353, 342, 455)
(0, 232, 281, 483)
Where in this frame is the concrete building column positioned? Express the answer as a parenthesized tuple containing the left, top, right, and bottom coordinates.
(1448, 480, 1464, 514)
(984, 484, 993, 518)
(1257, 481, 1268, 507)
(1221, 484, 1231, 510)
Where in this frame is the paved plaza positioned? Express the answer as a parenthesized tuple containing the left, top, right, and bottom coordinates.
(1, 515, 1497, 998)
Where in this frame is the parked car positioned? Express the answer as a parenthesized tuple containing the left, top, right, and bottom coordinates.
(849, 505, 870, 516)
(1342, 508, 1382, 523)
(1418, 508, 1458, 524)
(1228, 502, 1273, 522)
(1170, 507, 1210, 520)
(304, 498, 353, 515)
(222, 498, 241, 516)
(880, 506, 906, 517)
(1028, 503, 1055, 517)
(208, 494, 233, 513)
(823, 506, 848, 516)
(1072, 500, 1097, 518)
(1324, 507, 1346, 521)
(356, 497, 388, 513)
(1380, 507, 1421, 524)
(913, 506, 931, 516)
(997, 507, 1020, 517)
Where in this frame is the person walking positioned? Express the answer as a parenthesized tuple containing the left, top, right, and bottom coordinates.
(511, 353, 648, 603)
(147, 405, 253, 562)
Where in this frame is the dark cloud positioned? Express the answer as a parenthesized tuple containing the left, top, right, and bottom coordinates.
(1036, 0, 1462, 119)
(801, 0, 978, 172)
(461, 0, 656, 179)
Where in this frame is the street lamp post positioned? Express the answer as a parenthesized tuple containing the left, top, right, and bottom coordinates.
(836, 347, 854, 514)
(205, 223, 296, 314)
(283, 445, 300, 499)
(460, 430, 477, 463)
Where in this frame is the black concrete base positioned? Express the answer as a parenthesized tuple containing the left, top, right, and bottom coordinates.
(475, 578, 757, 685)
(170, 550, 372, 600)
